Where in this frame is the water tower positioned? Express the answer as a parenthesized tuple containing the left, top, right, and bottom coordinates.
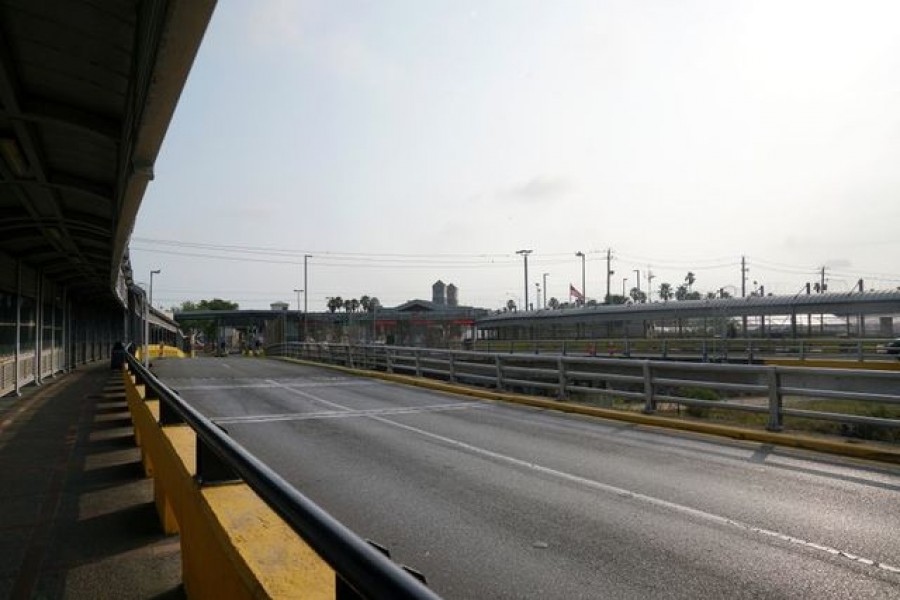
(432, 280, 446, 305)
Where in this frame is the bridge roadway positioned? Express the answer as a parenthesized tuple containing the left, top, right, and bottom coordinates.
(152, 357, 900, 599)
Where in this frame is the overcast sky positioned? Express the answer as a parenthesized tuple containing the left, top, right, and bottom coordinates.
(131, 0, 900, 311)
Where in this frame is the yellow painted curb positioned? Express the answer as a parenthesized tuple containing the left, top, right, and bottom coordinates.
(763, 358, 900, 371)
(123, 369, 334, 598)
(273, 357, 900, 465)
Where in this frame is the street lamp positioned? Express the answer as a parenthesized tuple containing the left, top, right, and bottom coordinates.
(293, 288, 303, 343)
(575, 251, 586, 305)
(633, 269, 641, 301)
(303, 255, 312, 341)
(516, 249, 532, 311)
(622, 277, 628, 299)
(145, 269, 160, 367)
(535, 282, 541, 309)
(542, 273, 549, 308)
(149, 269, 161, 308)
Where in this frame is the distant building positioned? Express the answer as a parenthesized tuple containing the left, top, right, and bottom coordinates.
(270, 301, 289, 311)
(447, 283, 458, 307)
(432, 280, 446, 305)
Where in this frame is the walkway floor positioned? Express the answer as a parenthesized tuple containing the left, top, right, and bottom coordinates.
(0, 362, 183, 599)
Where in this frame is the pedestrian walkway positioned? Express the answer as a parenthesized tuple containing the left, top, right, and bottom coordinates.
(0, 363, 183, 599)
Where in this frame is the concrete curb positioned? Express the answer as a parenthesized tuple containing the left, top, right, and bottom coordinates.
(273, 357, 900, 466)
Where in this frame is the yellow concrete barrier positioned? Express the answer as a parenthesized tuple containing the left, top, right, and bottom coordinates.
(123, 370, 334, 599)
(134, 344, 187, 361)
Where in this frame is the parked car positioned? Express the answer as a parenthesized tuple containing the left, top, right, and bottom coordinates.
(875, 339, 900, 356)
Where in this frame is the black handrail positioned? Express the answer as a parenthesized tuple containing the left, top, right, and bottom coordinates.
(126, 354, 441, 600)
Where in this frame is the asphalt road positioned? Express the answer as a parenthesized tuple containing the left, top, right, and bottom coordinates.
(152, 356, 900, 599)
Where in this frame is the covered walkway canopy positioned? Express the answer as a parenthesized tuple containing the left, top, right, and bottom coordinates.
(1, 1, 215, 396)
(0, 0, 215, 303)
(476, 291, 900, 340)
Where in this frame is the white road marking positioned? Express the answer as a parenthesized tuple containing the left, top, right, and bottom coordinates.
(176, 380, 371, 391)
(266, 379, 900, 577)
(214, 402, 487, 425)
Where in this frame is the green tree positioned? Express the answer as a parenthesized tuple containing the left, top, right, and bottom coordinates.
(547, 297, 560, 309)
(658, 283, 673, 302)
(675, 284, 689, 301)
(506, 299, 517, 312)
(629, 287, 647, 303)
(326, 297, 343, 313)
(368, 297, 380, 312)
(360, 295, 371, 312)
(349, 298, 360, 313)
(685, 272, 696, 292)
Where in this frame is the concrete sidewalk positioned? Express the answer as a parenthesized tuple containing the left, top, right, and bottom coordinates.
(0, 363, 183, 599)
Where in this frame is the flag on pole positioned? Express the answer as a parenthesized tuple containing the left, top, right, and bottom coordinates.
(570, 284, 584, 302)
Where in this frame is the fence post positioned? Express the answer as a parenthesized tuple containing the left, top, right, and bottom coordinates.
(448, 352, 456, 383)
(386, 348, 394, 373)
(662, 339, 667, 359)
(766, 367, 783, 431)
(799, 340, 805, 360)
(747, 340, 753, 364)
(561, 340, 567, 356)
(641, 361, 655, 414)
(857, 340, 863, 362)
(494, 355, 503, 390)
(624, 338, 631, 358)
(414, 349, 422, 377)
(557, 356, 567, 400)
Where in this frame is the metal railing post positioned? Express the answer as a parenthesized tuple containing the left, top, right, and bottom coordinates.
(766, 367, 783, 431)
(557, 356, 567, 400)
(197, 424, 241, 485)
(661, 339, 667, 359)
(448, 352, 456, 383)
(799, 340, 805, 360)
(494, 355, 503, 390)
(857, 340, 863, 362)
(386, 348, 394, 373)
(414, 350, 421, 378)
(642, 361, 655, 413)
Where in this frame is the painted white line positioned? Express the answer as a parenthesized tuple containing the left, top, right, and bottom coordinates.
(177, 380, 372, 391)
(214, 402, 487, 425)
(267, 379, 900, 577)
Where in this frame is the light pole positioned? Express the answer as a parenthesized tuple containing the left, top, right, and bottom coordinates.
(516, 249, 532, 311)
(303, 254, 311, 341)
(575, 251, 586, 305)
(542, 272, 549, 308)
(145, 269, 160, 367)
(149, 269, 161, 308)
(622, 277, 628, 299)
(633, 269, 641, 302)
(535, 282, 541, 309)
(293, 289, 303, 343)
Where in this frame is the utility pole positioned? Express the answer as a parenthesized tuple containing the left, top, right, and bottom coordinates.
(517, 250, 532, 312)
(741, 256, 748, 336)
(633, 269, 641, 301)
(535, 282, 541, 309)
(741, 255, 748, 298)
(303, 254, 311, 341)
(606, 248, 613, 304)
(646, 269, 655, 303)
(542, 273, 549, 308)
(575, 251, 586, 305)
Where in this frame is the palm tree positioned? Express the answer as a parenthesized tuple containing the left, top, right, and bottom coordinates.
(629, 287, 647, 303)
(349, 298, 360, 313)
(506, 299, 517, 312)
(360, 295, 371, 313)
(548, 297, 559, 309)
(369, 297, 380, 311)
(685, 272, 696, 292)
(658, 282, 673, 302)
(326, 296, 343, 313)
(675, 284, 688, 301)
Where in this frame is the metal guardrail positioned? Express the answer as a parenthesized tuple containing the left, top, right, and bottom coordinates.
(269, 343, 900, 433)
(468, 337, 900, 363)
(125, 353, 441, 600)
